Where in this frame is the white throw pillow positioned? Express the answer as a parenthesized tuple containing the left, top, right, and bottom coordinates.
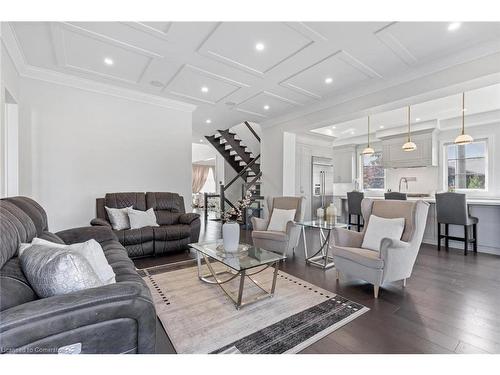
(105, 206, 132, 230)
(361, 215, 405, 251)
(267, 208, 296, 232)
(31, 238, 116, 285)
(127, 208, 159, 229)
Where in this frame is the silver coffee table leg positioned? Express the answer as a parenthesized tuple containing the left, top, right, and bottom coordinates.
(302, 225, 308, 259)
(236, 270, 246, 309)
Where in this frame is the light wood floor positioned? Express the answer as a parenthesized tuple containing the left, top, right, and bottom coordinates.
(134, 218, 500, 354)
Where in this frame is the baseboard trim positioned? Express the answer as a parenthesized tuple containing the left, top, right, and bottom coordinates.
(423, 238, 500, 256)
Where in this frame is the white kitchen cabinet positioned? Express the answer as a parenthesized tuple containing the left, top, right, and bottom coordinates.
(332, 147, 355, 183)
(381, 130, 438, 168)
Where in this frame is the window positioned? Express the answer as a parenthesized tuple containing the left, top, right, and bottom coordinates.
(362, 152, 385, 190)
(445, 140, 487, 190)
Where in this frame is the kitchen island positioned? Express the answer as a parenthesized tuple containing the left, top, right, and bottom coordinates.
(334, 194, 500, 256)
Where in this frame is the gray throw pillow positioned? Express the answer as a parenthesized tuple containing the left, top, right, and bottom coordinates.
(20, 245, 104, 298)
(105, 206, 132, 230)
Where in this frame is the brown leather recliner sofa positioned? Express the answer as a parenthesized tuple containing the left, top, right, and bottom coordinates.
(91, 192, 200, 259)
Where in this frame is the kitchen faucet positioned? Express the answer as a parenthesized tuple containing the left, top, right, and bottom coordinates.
(399, 177, 409, 192)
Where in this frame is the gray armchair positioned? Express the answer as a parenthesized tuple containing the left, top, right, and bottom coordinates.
(332, 198, 429, 298)
(251, 196, 305, 257)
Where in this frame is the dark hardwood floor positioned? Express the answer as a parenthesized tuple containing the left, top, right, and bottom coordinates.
(134, 217, 500, 354)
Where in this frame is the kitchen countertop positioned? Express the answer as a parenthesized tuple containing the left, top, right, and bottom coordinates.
(333, 195, 500, 206)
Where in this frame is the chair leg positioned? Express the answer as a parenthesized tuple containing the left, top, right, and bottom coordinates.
(445, 224, 449, 250)
(473, 224, 478, 253)
(373, 284, 379, 299)
(464, 225, 469, 256)
(357, 215, 361, 232)
(403, 278, 407, 288)
(437, 222, 441, 251)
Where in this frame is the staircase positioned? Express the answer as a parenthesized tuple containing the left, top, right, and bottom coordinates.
(205, 121, 263, 225)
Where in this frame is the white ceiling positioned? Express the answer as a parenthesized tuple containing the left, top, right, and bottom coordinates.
(6, 21, 500, 141)
(311, 82, 500, 142)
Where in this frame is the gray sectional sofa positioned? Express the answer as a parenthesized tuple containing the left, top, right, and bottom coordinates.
(0, 196, 156, 354)
(91, 192, 200, 258)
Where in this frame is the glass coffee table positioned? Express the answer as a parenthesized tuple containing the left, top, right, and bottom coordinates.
(298, 220, 348, 269)
(188, 240, 285, 309)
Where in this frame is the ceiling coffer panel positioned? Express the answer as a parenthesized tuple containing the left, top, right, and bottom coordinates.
(51, 23, 152, 84)
(236, 91, 301, 118)
(198, 22, 314, 76)
(165, 65, 247, 105)
(281, 50, 381, 99)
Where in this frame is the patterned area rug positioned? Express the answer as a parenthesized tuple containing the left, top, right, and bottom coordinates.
(139, 261, 368, 354)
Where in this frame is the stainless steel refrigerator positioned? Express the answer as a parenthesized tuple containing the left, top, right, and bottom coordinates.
(311, 156, 334, 219)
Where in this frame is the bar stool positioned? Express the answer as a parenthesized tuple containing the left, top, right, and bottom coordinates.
(385, 192, 407, 200)
(435, 192, 478, 256)
(347, 191, 364, 232)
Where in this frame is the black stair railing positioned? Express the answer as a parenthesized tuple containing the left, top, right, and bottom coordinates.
(204, 121, 262, 223)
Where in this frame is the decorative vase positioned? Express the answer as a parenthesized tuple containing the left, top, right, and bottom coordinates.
(316, 207, 325, 221)
(222, 221, 240, 252)
(326, 203, 337, 223)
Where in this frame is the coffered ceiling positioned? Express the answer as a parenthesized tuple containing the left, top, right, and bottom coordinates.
(5, 21, 500, 141)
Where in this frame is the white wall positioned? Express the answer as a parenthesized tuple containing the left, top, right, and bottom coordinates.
(261, 126, 284, 216)
(282, 132, 296, 196)
(192, 143, 217, 163)
(1, 42, 21, 198)
(19, 78, 194, 231)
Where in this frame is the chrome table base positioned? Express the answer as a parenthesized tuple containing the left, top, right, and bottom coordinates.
(196, 251, 279, 309)
(301, 225, 336, 269)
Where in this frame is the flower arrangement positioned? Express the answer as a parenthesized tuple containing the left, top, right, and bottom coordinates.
(221, 190, 253, 222)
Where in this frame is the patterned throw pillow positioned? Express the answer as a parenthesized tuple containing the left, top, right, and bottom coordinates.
(30, 238, 116, 285)
(20, 245, 103, 298)
(105, 206, 132, 230)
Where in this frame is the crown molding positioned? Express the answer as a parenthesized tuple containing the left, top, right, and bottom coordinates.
(1, 23, 196, 113)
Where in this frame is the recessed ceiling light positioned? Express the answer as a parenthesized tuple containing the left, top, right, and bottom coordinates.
(104, 57, 114, 66)
(255, 42, 265, 51)
(206, 119, 212, 124)
(325, 77, 333, 84)
(350, 131, 355, 135)
(201, 86, 209, 93)
(448, 22, 461, 31)
(379, 125, 384, 129)
(199, 139, 204, 143)
(331, 126, 336, 129)
(263, 105, 270, 110)
(415, 118, 421, 122)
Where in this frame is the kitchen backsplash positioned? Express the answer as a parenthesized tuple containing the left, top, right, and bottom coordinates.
(333, 167, 440, 196)
(385, 167, 439, 194)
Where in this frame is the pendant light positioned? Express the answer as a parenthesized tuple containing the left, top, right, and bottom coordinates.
(362, 116, 375, 155)
(455, 92, 473, 145)
(402, 106, 417, 152)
